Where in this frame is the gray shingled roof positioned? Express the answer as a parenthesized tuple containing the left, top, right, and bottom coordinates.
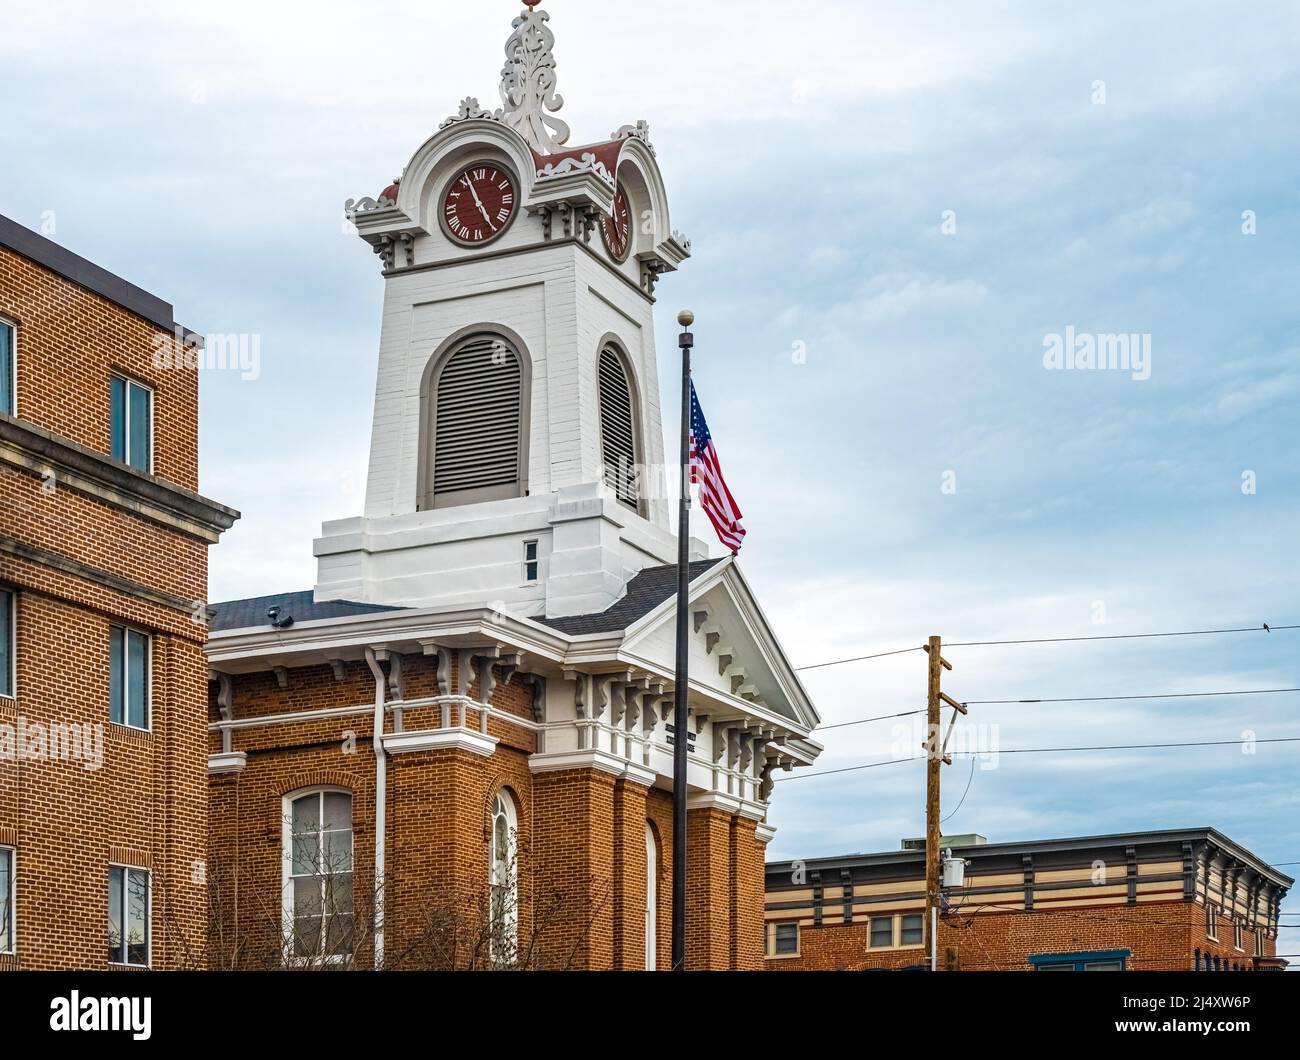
(209, 560, 724, 636)
(208, 591, 404, 632)
(537, 559, 724, 635)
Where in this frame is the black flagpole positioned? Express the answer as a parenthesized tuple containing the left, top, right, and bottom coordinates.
(671, 309, 694, 971)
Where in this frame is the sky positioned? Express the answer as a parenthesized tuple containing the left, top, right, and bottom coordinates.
(2, 1, 1298, 958)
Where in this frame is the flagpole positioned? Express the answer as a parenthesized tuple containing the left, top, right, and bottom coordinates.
(671, 308, 694, 971)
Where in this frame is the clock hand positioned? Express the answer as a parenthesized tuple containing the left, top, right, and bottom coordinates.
(467, 179, 496, 229)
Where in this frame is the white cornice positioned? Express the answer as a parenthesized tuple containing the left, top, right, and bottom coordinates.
(207, 751, 248, 775)
(383, 728, 498, 758)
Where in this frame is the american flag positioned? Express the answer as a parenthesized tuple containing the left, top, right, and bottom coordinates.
(689, 382, 746, 554)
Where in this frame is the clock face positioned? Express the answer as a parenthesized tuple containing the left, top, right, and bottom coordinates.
(601, 183, 633, 263)
(441, 162, 517, 246)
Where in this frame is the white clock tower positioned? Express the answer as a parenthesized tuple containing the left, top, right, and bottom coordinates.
(315, 4, 696, 619)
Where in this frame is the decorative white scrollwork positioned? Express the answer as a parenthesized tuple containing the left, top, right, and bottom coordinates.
(497, 8, 570, 154)
(610, 120, 655, 156)
(439, 96, 498, 130)
(535, 152, 615, 187)
(344, 196, 382, 219)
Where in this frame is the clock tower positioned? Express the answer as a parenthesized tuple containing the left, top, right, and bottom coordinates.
(315, 4, 694, 619)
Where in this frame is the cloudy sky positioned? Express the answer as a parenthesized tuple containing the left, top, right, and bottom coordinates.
(3, 1, 1297, 955)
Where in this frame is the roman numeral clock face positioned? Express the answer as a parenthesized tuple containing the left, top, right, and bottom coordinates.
(441, 163, 517, 246)
(601, 183, 633, 263)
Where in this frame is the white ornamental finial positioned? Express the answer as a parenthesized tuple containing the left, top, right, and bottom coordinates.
(497, 6, 570, 154)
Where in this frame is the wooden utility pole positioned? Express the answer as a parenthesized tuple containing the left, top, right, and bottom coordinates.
(923, 635, 955, 970)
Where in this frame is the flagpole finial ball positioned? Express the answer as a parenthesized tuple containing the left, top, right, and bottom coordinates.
(677, 310, 695, 328)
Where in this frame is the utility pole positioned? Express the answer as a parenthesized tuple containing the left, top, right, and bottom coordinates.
(923, 635, 963, 971)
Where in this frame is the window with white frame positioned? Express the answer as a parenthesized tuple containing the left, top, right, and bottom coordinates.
(597, 344, 641, 510)
(1234, 919, 1243, 950)
(900, 913, 925, 947)
(0, 588, 14, 699)
(490, 790, 519, 964)
(523, 539, 539, 583)
(285, 789, 353, 962)
(773, 922, 799, 956)
(107, 865, 149, 966)
(0, 318, 14, 416)
(869, 915, 894, 948)
(109, 626, 149, 730)
(0, 847, 14, 955)
(110, 374, 152, 472)
(1205, 902, 1218, 941)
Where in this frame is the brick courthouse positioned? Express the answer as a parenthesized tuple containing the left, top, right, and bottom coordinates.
(204, 6, 822, 970)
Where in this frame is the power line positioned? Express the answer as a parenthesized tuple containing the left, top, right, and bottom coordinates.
(818, 687, 1300, 733)
(947, 624, 1300, 648)
(795, 623, 1298, 673)
(966, 687, 1300, 706)
(819, 708, 925, 731)
(777, 736, 1300, 783)
(797, 645, 924, 672)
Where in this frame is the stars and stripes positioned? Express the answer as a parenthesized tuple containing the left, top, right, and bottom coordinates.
(689, 381, 746, 554)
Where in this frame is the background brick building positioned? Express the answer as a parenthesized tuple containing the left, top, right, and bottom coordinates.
(764, 828, 1292, 972)
(0, 214, 237, 969)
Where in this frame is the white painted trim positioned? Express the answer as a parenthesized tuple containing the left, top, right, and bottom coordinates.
(0, 315, 14, 418)
(207, 751, 248, 775)
(383, 728, 498, 757)
(0, 585, 16, 701)
(281, 787, 355, 967)
(755, 823, 778, 844)
(110, 372, 155, 475)
(686, 791, 743, 815)
(106, 862, 152, 968)
(527, 747, 641, 779)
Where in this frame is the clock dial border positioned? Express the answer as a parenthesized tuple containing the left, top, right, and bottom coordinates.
(439, 160, 520, 249)
(601, 183, 634, 264)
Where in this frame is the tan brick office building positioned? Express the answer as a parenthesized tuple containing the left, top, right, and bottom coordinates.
(0, 214, 238, 969)
(764, 829, 1292, 972)
(202, 6, 821, 971)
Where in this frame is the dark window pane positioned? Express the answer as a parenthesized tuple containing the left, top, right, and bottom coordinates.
(109, 627, 124, 725)
(0, 590, 12, 699)
(869, 917, 893, 948)
(775, 923, 798, 954)
(127, 631, 148, 729)
(0, 323, 12, 416)
(126, 870, 149, 965)
(901, 914, 924, 946)
(128, 382, 151, 471)
(0, 848, 12, 953)
(107, 866, 123, 963)
(294, 915, 321, 958)
(110, 377, 127, 461)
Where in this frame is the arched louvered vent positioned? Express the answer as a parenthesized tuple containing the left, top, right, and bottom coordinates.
(599, 345, 640, 510)
(431, 335, 525, 508)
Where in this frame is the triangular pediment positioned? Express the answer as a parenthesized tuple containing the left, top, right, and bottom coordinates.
(619, 558, 820, 734)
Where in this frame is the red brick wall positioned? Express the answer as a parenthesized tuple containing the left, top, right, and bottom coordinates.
(0, 245, 198, 490)
(1, 243, 213, 971)
(766, 900, 1279, 972)
(686, 806, 732, 970)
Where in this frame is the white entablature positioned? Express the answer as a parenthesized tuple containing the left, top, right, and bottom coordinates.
(317, 6, 694, 620)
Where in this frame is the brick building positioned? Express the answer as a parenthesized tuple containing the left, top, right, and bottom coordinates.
(204, 7, 821, 971)
(0, 214, 238, 969)
(764, 828, 1292, 971)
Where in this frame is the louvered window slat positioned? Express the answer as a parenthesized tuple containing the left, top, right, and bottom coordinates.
(433, 336, 523, 500)
(598, 346, 639, 509)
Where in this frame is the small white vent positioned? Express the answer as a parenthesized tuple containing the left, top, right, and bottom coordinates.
(598, 346, 638, 509)
(433, 335, 523, 505)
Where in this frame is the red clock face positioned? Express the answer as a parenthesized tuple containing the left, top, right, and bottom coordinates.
(601, 184, 633, 263)
(442, 162, 517, 246)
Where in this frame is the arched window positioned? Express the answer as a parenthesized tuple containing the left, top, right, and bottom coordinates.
(598, 344, 641, 510)
(645, 821, 658, 970)
(284, 788, 353, 963)
(421, 333, 528, 510)
(489, 790, 519, 964)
